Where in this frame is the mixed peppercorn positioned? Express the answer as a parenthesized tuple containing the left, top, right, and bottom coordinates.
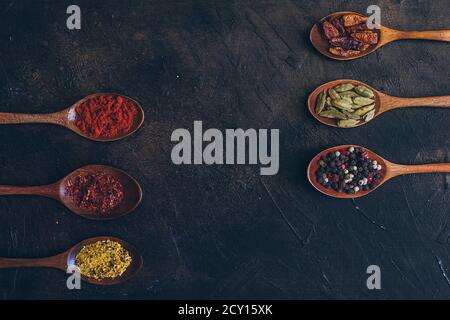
(322, 14, 379, 57)
(315, 147, 383, 194)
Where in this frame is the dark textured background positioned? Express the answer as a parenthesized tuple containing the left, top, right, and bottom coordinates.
(0, 0, 449, 299)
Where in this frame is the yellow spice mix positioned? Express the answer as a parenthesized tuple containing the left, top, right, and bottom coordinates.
(75, 239, 132, 280)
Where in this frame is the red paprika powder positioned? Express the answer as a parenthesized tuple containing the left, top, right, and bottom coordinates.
(75, 95, 138, 139)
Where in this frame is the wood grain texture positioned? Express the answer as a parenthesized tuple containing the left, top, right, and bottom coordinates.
(0, 0, 449, 299)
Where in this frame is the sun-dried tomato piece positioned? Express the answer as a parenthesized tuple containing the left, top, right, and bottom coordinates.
(351, 31, 379, 44)
(322, 21, 341, 40)
(329, 47, 361, 57)
(342, 14, 367, 27)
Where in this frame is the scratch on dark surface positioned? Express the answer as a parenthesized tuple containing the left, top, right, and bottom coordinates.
(211, 259, 261, 298)
(391, 259, 421, 292)
(254, 88, 273, 113)
(245, 12, 272, 49)
(436, 256, 450, 287)
(10, 270, 18, 296)
(261, 179, 306, 246)
(418, 189, 441, 216)
(0, 57, 12, 98)
(252, 10, 294, 52)
(400, 184, 420, 234)
(161, 214, 183, 262)
(282, 185, 315, 225)
(2, 0, 16, 15)
(351, 199, 386, 230)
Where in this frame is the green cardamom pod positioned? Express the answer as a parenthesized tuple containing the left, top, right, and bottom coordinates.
(334, 83, 355, 92)
(353, 96, 375, 106)
(342, 110, 361, 120)
(331, 99, 354, 111)
(354, 104, 375, 116)
(337, 119, 360, 128)
(341, 96, 353, 103)
(328, 88, 341, 100)
(363, 109, 376, 122)
(315, 91, 327, 114)
(355, 86, 375, 98)
(319, 109, 347, 120)
(339, 91, 359, 98)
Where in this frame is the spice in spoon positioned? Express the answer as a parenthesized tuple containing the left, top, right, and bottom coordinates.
(315, 147, 383, 194)
(75, 95, 138, 139)
(75, 240, 132, 280)
(315, 82, 375, 127)
(322, 14, 379, 57)
(65, 172, 124, 214)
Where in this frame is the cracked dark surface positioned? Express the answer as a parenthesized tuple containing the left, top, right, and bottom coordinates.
(0, 0, 450, 299)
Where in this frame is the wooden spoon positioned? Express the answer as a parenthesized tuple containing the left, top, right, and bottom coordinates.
(310, 11, 450, 61)
(308, 145, 450, 199)
(308, 79, 450, 128)
(0, 165, 142, 220)
(0, 93, 144, 142)
(0, 236, 143, 285)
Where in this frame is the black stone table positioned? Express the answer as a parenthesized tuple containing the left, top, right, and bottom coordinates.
(0, 0, 449, 299)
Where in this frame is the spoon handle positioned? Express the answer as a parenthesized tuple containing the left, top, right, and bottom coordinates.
(390, 163, 450, 176)
(0, 254, 66, 269)
(0, 184, 59, 199)
(396, 30, 450, 42)
(0, 112, 67, 125)
(382, 95, 450, 110)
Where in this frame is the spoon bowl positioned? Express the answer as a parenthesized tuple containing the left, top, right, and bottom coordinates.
(310, 11, 450, 61)
(66, 236, 143, 285)
(308, 79, 382, 128)
(66, 93, 145, 142)
(58, 165, 143, 220)
(308, 79, 450, 128)
(307, 145, 388, 198)
(310, 11, 382, 61)
(308, 145, 450, 198)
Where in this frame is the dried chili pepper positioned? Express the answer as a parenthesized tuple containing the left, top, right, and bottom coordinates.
(329, 36, 365, 50)
(345, 22, 369, 33)
(329, 47, 361, 57)
(342, 14, 367, 27)
(321, 14, 379, 57)
(75, 95, 138, 139)
(329, 16, 346, 35)
(351, 31, 379, 45)
(65, 172, 124, 214)
(322, 21, 341, 40)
